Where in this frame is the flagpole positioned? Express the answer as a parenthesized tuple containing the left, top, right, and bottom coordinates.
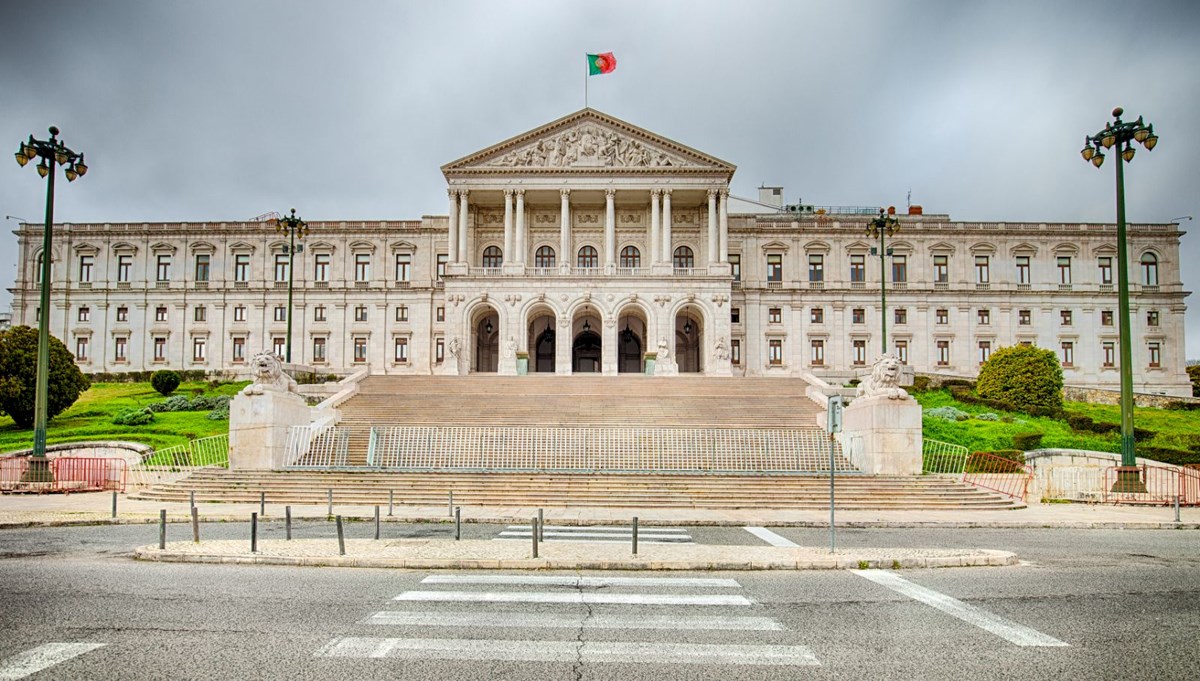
(584, 54, 589, 109)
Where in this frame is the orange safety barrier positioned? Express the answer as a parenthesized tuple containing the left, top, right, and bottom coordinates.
(1103, 464, 1200, 506)
(962, 451, 1033, 501)
(50, 457, 127, 493)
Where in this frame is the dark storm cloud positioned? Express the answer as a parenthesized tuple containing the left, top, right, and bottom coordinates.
(2, 0, 1198, 353)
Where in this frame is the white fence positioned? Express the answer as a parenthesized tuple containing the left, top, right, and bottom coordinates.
(285, 425, 351, 467)
(128, 434, 229, 488)
(922, 439, 969, 475)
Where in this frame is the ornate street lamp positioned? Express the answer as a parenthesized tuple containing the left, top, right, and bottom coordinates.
(13, 126, 88, 475)
(1080, 107, 1158, 493)
(865, 208, 900, 354)
(273, 208, 309, 363)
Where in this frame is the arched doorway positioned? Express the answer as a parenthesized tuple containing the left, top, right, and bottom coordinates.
(473, 309, 499, 373)
(675, 305, 703, 373)
(573, 331, 602, 372)
(528, 313, 556, 373)
(616, 309, 648, 373)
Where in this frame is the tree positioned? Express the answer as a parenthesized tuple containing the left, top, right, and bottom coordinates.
(976, 344, 1063, 413)
(0, 326, 91, 428)
(151, 369, 181, 397)
(1188, 364, 1200, 397)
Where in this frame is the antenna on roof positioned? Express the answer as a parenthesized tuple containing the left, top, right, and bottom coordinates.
(906, 189, 912, 210)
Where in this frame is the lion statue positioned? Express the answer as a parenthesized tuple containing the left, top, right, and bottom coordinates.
(241, 352, 299, 395)
(856, 354, 910, 400)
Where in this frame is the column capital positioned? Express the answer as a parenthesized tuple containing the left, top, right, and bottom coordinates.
(503, 188, 513, 198)
(719, 188, 729, 198)
(707, 188, 719, 198)
(662, 188, 673, 196)
(448, 187, 457, 199)
(458, 189, 469, 198)
(515, 188, 525, 197)
(560, 188, 571, 198)
(651, 188, 662, 198)
(605, 188, 616, 198)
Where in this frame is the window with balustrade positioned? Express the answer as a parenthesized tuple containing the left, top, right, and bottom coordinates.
(808, 254, 823, 282)
(274, 254, 289, 282)
(1098, 257, 1113, 285)
(535, 246, 556, 268)
(1141, 253, 1158, 286)
(577, 245, 598, 268)
(482, 246, 503, 268)
(850, 254, 865, 283)
(674, 246, 694, 270)
(620, 246, 640, 268)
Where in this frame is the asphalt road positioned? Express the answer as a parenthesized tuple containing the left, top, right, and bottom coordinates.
(0, 524, 1197, 680)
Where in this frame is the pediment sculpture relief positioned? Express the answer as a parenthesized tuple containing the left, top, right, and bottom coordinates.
(486, 124, 690, 169)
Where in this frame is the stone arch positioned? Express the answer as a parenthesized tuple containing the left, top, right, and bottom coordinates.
(669, 299, 707, 374)
(465, 300, 501, 373)
(615, 299, 653, 373)
(524, 301, 559, 373)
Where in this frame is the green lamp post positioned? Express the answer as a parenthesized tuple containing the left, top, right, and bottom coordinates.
(13, 126, 88, 477)
(1080, 107, 1158, 493)
(274, 208, 309, 364)
(865, 208, 900, 355)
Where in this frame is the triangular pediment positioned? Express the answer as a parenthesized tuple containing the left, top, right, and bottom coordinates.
(442, 109, 735, 177)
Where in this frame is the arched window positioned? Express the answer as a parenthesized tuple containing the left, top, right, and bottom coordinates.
(535, 246, 556, 268)
(577, 245, 598, 268)
(1141, 252, 1159, 286)
(482, 246, 503, 268)
(673, 245, 694, 270)
(620, 246, 640, 268)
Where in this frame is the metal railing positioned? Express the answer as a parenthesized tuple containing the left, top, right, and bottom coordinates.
(285, 425, 350, 467)
(962, 451, 1033, 501)
(1103, 464, 1200, 506)
(51, 457, 126, 493)
(922, 439, 968, 475)
(129, 434, 229, 488)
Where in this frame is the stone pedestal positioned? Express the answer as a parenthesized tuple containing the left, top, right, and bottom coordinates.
(838, 395, 922, 475)
(229, 391, 312, 470)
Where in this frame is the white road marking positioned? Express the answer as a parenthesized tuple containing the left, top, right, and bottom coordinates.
(508, 524, 688, 533)
(422, 574, 741, 588)
(496, 533, 692, 543)
(853, 570, 1069, 647)
(393, 590, 753, 606)
(744, 526, 800, 547)
(365, 610, 784, 631)
(0, 643, 106, 680)
(316, 637, 819, 666)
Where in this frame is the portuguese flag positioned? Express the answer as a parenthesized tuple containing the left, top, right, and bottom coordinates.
(587, 52, 617, 76)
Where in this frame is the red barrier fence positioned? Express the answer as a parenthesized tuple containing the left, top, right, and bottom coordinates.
(962, 451, 1033, 501)
(1103, 464, 1200, 506)
(51, 457, 126, 493)
(0, 457, 30, 491)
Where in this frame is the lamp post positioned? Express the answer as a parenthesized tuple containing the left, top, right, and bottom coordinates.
(1080, 107, 1158, 493)
(274, 208, 309, 364)
(865, 208, 900, 355)
(13, 126, 88, 473)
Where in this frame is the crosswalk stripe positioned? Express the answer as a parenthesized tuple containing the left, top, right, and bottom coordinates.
(744, 526, 800, 547)
(508, 524, 688, 533)
(316, 637, 819, 666)
(0, 643, 106, 680)
(500, 530, 691, 538)
(422, 575, 740, 588)
(496, 532, 691, 543)
(364, 610, 784, 630)
(394, 590, 753, 606)
(853, 570, 1069, 647)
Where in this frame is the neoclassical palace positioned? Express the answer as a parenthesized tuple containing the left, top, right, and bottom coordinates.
(8, 109, 1192, 395)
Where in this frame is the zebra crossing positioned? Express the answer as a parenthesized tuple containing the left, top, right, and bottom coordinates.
(492, 523, 694, 543)
(314, 573, 820, 667)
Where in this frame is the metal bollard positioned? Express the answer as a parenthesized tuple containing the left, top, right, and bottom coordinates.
(532, 516, 539, 558)
(191, 506, 200, 543)
(159, 509, 167, 549)
(448, 491, 454, 517)
(455, 506, 461, 541)
(112, 491, 118, 519)
(1176, 495, 1181, 524)
(336, 515, 346, 555)
(374, 505, 381, 541)
(388, 490, 394, 517)
(538, 508, 544, 542)
(260, 491, 266, 517)
(327, 489, 333, 517)
(189, 490, 195, 509)
(632, 516, 638, 555)
(285, 505, 292, 541)
(251, 512, 258, 553)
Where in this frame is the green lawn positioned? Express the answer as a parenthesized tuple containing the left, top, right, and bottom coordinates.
(0, 381, 248, 454)
(916, 389, 1200, 454)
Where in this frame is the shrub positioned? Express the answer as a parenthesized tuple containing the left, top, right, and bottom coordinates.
(1133, 427, 1156, 442)
(975, 412, 999, 421)
(0, 325, 91, 428)
(1188, 365, 1200, 397)
(976, 345, 1063, 414)
(925, 406, 970, 421)
(164, 395, 192, 411)
(966, 450, 1025, 473)
(1012, 432, 1044, 450)
(911, 375, 932, 392)
(207, 404, 230, 420)
(1137, 447, 1200, 467)
(942, 379, 976, 390)
(1000, 416, 1014, 423)
(112, 407, 155, 426)
(1066, 414, 1095, 431)
(151, 370, 181, 397)
(146, 401, 172, 413)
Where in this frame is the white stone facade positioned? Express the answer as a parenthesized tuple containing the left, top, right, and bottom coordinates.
(8, 109, 1192, 395)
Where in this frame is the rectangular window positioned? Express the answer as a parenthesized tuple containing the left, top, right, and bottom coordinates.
(936, 308, 948, 325)
(894, 340, 908, 364)
(1101, 310, 1113, 326)
(192, 337, 206, 362)
(194, 306, 206, 322)
(849, 254, 866, 283)
(354, 305, 368, 323)
(435, 338, 445, 363)
(810, 339, 824, 366)
(114, 337, 127, 361)
(116, 306, 128, 322)
(233, 305, 246, 322)
(810, 307, 824, 324)
(979, 340, 992, 365)
(1147, 310, 1160, 327)
(808, 254, 823, 282)
(731, 339, 741, 365)
(768, 307, 782, 324)
(892, 255, 907, 283)
(274, 305, 287, 322)
(894, 308, 907, 325)
(1060, 341, 1074, 367)
(75, 337, 88, 361)
(156, 255, 171, 282)
(852, 308, 865, 324)
(1061, 310, 1072, 326)
(78, 255, 93, 283)
(313, 253, 330, 282)
(975, 255, 989, 283)
(852, 340, 867, 365)
(436, 306, 445, 323)
(274, 254, 289, 282)
(933, 255, 949, 283)
(1018, 309, 1031, 326)
(155, 306, 168, 322)
(977, 309, 990, 325)
(395, 253, 411, 282)
(766, 254, 783, 282)
(272, 337, 286, 358)
(234, 254, 250, 282)
(437, 254, 448, 280)
(937, 340, 950, 366)
(233, 337, 246, 362)
(1148, 342, 1161, 368)
(731, 308, 741, 324)
(153, 337, 167, 361)
(312, 337, 326, 363)
(1057, 256, 1072, 284)
(395, 305, 408, 322)
(729, 254, 741, 282)
(78, 306, 90, 322)
(354, 253, 370, 282)
(394, 337, 408, 363)
(314, 305, 326, 322)
(1098, 257, 1113, 285)
(768, 339, 783, 365)
(1102, 341, 1115, 367)
(195, 254, 210, 282)
(1016, 256, 1031, 284)
(117, 255, 132, 282)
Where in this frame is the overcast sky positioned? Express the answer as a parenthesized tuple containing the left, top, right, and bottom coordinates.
(2, 1, 1198, 355)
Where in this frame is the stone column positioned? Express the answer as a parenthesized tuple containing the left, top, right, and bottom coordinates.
(457, 190, 469, 264)
(555, 317, 571, 375)
(602, 318, 618, 375)
(662, 189, 673, 265)
(559, 189, 571, 271)
(604, 189, 616, 269)
(447, 188, 459, 264)
(515, 190, 526, 265)
(718, 189, 729, 262)
(503, 190, 514, 263)
(650, 189, 661, 265)
(707, 189, 718, 264)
